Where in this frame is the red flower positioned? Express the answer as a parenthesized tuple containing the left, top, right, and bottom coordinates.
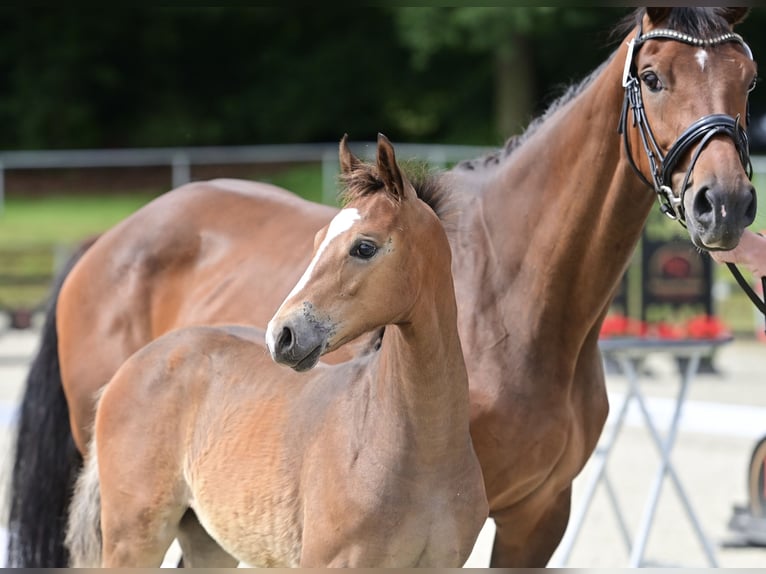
(600, 314, 647, 338)
(685, 314, 729, 339)
(600, 313, 728, 341)
(600, 314, 629, 338)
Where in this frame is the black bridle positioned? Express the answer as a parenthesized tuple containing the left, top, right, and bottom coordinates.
(618, 25, 753, 223)
(617, 23, 766, 332)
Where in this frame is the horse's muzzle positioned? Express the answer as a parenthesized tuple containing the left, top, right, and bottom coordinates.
(687, 181, 756, 249)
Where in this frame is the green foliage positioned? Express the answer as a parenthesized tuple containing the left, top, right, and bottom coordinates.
(0, 168, 328, 309)
(0, 8, 764, 150)
(0, 166, 326, 249)
(0, 7, 636, 150)
(260, 165, 324, 205)
(394, 7, 557, 66)
(0, 193, 158, 247)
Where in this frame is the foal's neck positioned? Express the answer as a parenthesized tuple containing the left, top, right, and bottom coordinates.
(372, 272, 470, 466)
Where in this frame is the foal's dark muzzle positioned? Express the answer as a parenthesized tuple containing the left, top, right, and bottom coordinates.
(269, 318, 328, 372)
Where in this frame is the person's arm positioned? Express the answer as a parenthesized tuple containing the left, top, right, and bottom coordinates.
(710, 229, 766, 278)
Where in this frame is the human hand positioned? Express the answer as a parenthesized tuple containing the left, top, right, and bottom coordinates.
(710, 229, 766, 278)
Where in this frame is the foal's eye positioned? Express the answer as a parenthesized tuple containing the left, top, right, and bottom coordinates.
(640, 71, 662, 92)
(350, 240, 378, 260)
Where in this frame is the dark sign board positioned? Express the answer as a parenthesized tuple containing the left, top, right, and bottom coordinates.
(641, 234, 712, 323)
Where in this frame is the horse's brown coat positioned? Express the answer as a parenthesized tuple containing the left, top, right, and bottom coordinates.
(12, 8, 758, 568)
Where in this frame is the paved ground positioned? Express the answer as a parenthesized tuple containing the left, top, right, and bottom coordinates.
(0, 319, 765, 568)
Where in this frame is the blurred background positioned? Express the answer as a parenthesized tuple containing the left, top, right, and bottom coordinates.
(1, 8, 766, 568)
(2, 6, 766, 334)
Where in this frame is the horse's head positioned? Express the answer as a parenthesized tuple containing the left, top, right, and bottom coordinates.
(266, 133, 449, 372)
(621, 7, 757, 250)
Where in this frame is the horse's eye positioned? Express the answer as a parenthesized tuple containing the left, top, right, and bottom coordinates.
(641, 71, 662, 92)
(748, 76, 758, 93)
(351, 240, 377, 260)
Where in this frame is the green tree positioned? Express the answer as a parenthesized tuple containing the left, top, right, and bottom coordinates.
(393, 7, 626, 140)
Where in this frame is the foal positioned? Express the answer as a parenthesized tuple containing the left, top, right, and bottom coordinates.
(65, 134, 487, 568)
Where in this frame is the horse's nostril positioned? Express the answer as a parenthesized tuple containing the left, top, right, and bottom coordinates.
(693, 186, 713, 218)
(277, 326, 294, 353)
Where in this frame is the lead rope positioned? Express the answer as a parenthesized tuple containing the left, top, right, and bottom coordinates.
(725, 263, 766, 335)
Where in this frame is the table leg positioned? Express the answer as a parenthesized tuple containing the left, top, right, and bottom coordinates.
(602, 471, 633, 552)
(626, 352, 719, 567)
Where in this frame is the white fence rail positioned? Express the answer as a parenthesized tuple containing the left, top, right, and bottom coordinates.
(2, 144, 765, 212)
(0, 142, 494, 211)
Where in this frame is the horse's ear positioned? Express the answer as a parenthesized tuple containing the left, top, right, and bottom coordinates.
(339, 134, 361, 175)
(376, 133, 407, 202)
(645, 8, 671, 25)
(718, 7, 749, 27)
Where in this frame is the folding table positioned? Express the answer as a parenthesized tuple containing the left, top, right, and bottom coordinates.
(552, 335, 733, 568)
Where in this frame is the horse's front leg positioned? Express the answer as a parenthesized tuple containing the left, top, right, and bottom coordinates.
(489, 485, 572, 567)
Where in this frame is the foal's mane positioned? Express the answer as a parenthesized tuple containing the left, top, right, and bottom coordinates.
(339, 161, 453, 224)
(456, 7, 742, 174)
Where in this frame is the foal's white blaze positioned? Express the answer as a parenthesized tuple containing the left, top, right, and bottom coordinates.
(265, 208, 361, 353)
(695, 49, 708, 72)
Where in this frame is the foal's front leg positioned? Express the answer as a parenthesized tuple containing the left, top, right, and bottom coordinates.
(100, 494, 185, 567)
(176, 509, 240, 568)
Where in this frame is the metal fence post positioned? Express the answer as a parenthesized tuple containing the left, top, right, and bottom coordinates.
(0, 160, 5, 217)
(172, 152, 191, 189)
(322, 149, 339, 206)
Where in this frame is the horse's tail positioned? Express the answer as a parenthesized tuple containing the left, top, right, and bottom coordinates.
(64, 441, 102, 568)
(5, 238, 94, 567)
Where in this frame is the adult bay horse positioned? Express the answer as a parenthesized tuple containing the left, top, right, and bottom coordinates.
(64, 135, 488, 568)
(8, 7, 758, 567)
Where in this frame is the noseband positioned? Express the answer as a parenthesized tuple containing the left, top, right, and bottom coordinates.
(618, 24, 754, 225)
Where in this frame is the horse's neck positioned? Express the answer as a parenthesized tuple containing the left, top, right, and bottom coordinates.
(369, 278, 471, 466)
(459, 42, 655, 342)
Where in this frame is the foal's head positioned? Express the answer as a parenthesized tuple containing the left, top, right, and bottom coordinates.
(266, 134, 450, 372)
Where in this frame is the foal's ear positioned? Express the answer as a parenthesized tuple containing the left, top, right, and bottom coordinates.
(376, 133, 408, 202)
(339, 134, 361, 175)
(718, 7, 749, 27)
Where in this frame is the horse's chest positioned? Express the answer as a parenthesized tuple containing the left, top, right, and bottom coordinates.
(469, 355, 608, 507)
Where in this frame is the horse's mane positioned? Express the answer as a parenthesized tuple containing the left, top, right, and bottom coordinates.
(338, 160, 453, 224)
(613, 7, 743, 42)
(456, 7, 741, 174)
(454, 59, 608, 173)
